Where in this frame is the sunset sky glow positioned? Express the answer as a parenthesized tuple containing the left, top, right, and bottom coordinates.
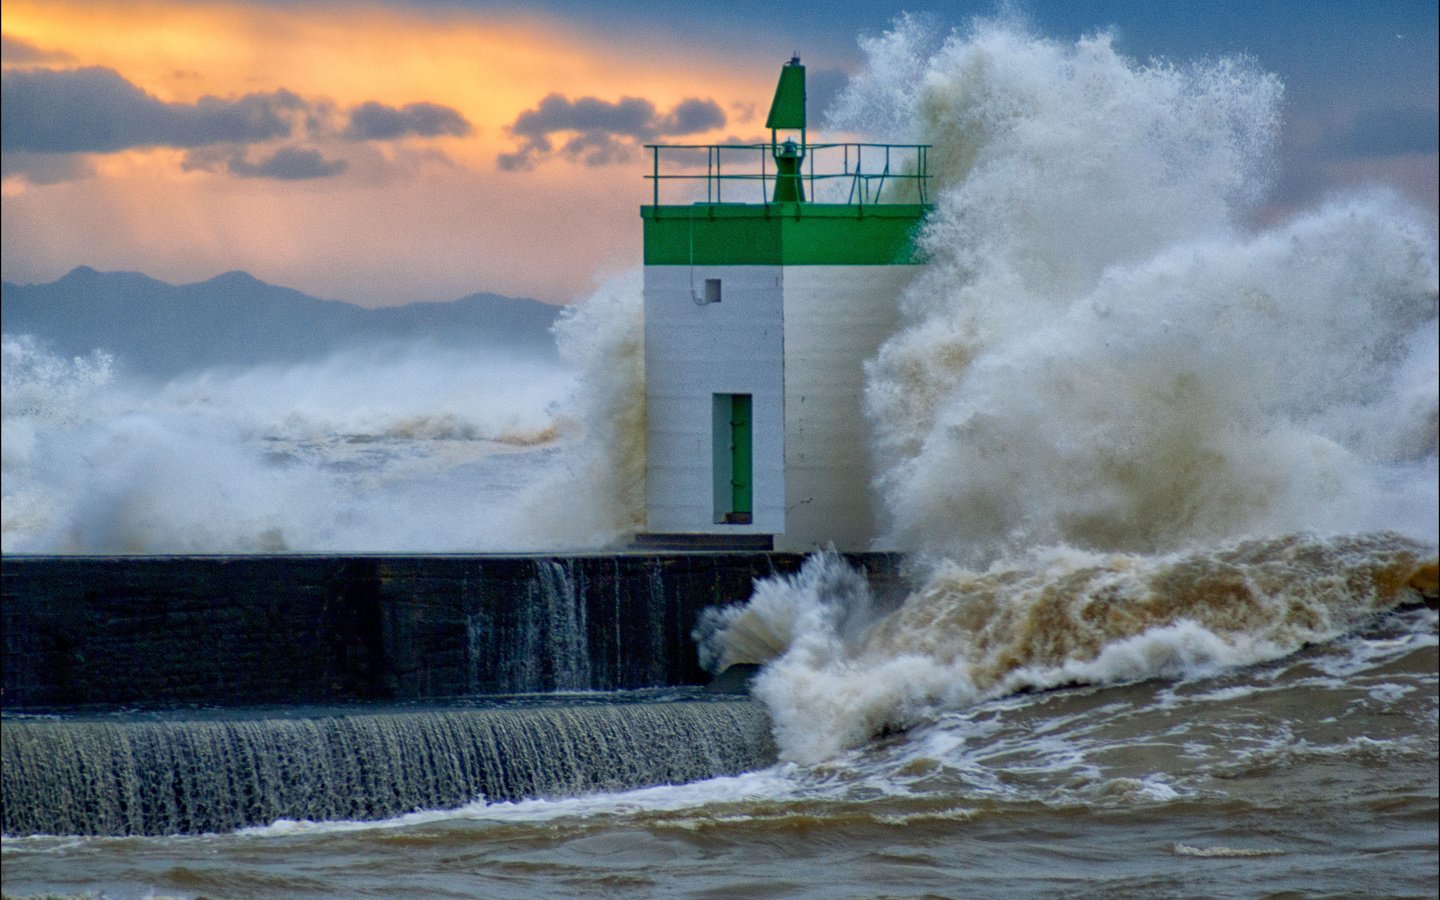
(3, 0, 1436, 306)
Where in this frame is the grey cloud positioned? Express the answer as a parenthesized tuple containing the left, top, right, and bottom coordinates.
(0, 150, 93, 184)
(1, 66, 303, 153)
(499, 93, 726, 170)
(0, 65, 449, 182)
(556, 130, 636, 167)
(659, 98, 727, 135)
(343, 101, 472, 140)
(510, 94, 657, 140)
(2, 34, 76, 65)
(495, 147, 544, 170)
(181, 144, 347, 180)
(227, 146, 349, 180)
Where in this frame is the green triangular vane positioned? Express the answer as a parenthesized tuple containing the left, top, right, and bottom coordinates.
(765, 60, 806, 130)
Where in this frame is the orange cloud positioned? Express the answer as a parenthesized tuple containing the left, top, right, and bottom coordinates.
(1, 1, 800, 305)
(2, 1, 774, 163)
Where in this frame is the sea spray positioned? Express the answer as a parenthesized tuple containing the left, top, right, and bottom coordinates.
(709, 19, 1439, 763)
(1, 337, 573, 552)
(1, 337, 115, 547)
(877, 200, 1438, 563)
(694, 549, 880, 675)
(511, 271, 647, 548)
(844, 21, 1437, 563)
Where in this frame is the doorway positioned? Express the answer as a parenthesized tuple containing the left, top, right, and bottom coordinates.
(713, 393, 753, 524)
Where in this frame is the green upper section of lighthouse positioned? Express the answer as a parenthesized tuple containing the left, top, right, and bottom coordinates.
(642, 57, 932, 267)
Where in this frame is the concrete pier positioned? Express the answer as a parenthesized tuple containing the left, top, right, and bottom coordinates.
(2, 552, 902, 710)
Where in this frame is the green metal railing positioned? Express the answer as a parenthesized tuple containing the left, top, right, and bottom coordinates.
(645, 142, 931, 207)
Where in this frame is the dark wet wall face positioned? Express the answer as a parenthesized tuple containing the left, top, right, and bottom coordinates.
(0, 553, 905, 708)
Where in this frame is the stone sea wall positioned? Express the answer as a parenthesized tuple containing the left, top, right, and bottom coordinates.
(1, 553, 903, 709)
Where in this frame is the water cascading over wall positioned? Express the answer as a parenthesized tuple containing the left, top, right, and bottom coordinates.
(2, 701, 775, 836)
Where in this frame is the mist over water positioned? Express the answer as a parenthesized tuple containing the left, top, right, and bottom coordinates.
(1, 334, 579, 553)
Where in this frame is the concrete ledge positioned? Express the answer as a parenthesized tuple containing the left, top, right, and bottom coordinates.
(633, 533, 775, 551)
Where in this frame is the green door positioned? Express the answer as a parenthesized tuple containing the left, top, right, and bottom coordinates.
(729, 394, 752, 521)
(714, 393, 753, 524)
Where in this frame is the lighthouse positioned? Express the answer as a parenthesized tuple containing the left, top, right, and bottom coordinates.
(638, 57, 931, 552)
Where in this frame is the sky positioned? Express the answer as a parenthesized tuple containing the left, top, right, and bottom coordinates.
(2, 0, 1436, 307)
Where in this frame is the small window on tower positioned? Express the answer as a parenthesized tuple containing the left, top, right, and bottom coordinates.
(704, 278, 722, 303)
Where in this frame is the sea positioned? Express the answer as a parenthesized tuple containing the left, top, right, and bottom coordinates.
(3, 18, 1437, 900)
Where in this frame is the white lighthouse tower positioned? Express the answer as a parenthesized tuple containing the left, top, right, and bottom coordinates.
(637, 58, 931, 552)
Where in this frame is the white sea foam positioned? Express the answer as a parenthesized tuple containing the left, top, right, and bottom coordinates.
(1172, 843, 1286, 858)
(235, 767, 806, 838)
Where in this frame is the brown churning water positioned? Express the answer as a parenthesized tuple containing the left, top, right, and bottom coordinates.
(701, 533, 1436, 765)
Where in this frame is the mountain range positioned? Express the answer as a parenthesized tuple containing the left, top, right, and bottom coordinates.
(1, 267, 563, 378)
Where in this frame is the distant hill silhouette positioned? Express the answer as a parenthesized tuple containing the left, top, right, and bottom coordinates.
(1, 267, 563, 378)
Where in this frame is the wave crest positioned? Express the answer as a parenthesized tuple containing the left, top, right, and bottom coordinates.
(712, 534, 1435, 764)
